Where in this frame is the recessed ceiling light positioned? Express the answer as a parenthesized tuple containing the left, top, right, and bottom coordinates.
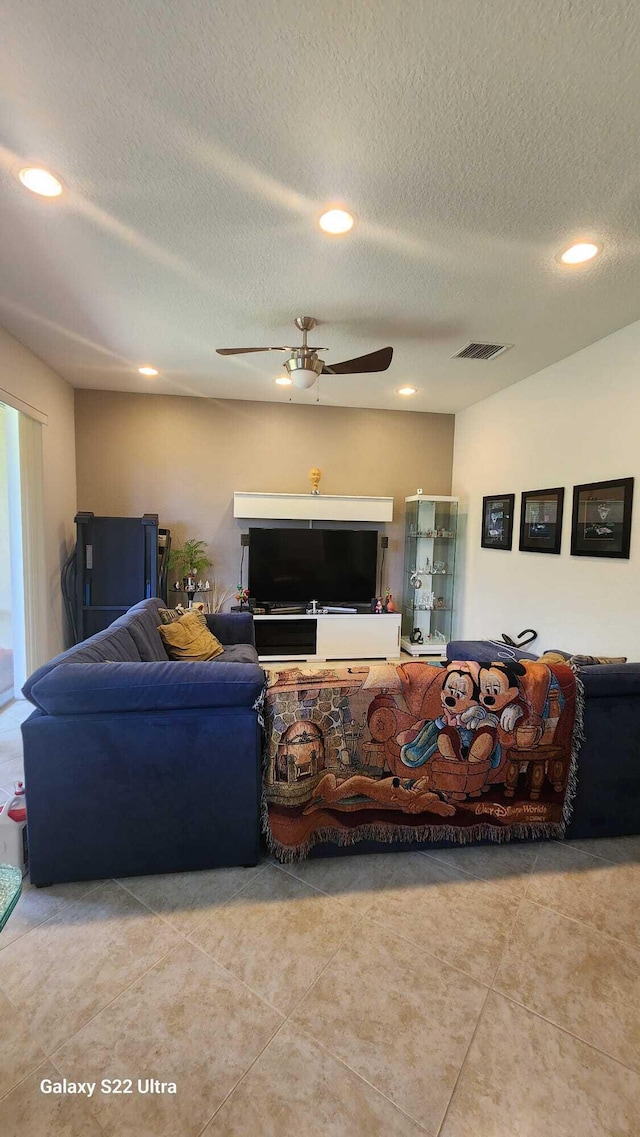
(138, 366, 159, 377)
(560, 242, 600, 265)
(18, 167, 63, 197)
(318, 207, 355, 235)
(275, 375, 293, 386)
(397, 386, 417, 396)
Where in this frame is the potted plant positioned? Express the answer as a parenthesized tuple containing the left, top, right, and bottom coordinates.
(168, 538, 211, 589)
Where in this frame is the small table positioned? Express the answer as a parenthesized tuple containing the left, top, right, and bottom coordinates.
(503, 745, 565, 799)
(172, 586, 210, 611)
(0, 864, 22, 933)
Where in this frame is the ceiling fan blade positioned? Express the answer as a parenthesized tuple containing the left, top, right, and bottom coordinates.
(216, 347, 291, 356)
(321, 346, 393, 375)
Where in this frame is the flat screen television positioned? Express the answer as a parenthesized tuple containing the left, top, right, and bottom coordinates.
(248, 527, 378, 605)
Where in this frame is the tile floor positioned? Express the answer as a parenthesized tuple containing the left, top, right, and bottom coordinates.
(1, 698, 639, 1135)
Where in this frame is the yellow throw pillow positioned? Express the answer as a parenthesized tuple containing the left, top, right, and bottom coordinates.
(157, 611, 224, 661)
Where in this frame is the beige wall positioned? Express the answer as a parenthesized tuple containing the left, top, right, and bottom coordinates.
(453, 316, 640, 657)
(75, 391, 454, 606)
(0, 327, 76, 658)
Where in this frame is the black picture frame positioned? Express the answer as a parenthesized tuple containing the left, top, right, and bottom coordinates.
(570, 477, 634, 558)
(481, 493, 515, 550)
(519, 487, 564, 554)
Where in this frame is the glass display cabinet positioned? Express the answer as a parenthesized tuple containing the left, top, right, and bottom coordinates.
(401, 495, 459, 655)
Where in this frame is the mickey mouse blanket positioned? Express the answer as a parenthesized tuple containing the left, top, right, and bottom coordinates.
(262, 659, 583, 862)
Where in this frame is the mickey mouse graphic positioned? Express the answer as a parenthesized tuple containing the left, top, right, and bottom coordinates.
(477, 661, 528, 733)
(436, 663, 497, 764)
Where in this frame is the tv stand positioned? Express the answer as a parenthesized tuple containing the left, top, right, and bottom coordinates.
(253, 612, 401, 662)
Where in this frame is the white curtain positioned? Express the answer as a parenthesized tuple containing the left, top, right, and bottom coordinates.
(18, 413, 47, 677)
(5, 408, 48, 689)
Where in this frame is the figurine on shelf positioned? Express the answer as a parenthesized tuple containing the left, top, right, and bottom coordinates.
(436, 596, 445, 609)
(375, 598, 384, 614)
(410, 627, 423, 644)
(309, 467, 322, 494)
(385, 590, 395, 613)
(235, 585, 250, 609)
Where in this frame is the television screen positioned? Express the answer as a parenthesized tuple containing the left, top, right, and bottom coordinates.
(248, 528, 378, 604)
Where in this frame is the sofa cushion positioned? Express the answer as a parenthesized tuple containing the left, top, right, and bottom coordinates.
(211, 643, 259, 665)
(30, 660, 266, 715)
(158, 611, 225, 661)
(22, 625, 141, 706)
(125, 605, 170, 662)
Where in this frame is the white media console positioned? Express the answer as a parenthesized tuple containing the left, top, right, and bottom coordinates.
(253, 612, 402, 662)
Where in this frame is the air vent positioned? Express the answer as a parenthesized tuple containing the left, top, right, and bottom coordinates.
(453, 342, 513, 360)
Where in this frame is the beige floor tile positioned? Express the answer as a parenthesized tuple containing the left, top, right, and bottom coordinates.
(494, 900, 640, 1070)
(527, 841, 640, 950)
(0, 1062, 104, 1136)
(191, 864, 360, 1014)
(441, 991, 640, 1137)
(0, 880, 180, 1053)
(117, 862, 265, 934)
(0, 988, 47, 1100)
(0, 878, 104, 949)
(203, 1021, 426, 1137)
(276, 852, 396, 914)
(421, 840, 538, 897)
(53, 941, 282, 1137)
(292, 920, 487, 1132)
(368, 851, 520, 983)
(567, 835, 640, 864)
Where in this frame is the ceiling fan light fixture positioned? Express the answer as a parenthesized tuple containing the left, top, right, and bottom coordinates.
(292, 367, 322, 390)
(284, 354, 324, 389)
(318, 207, 355, 235)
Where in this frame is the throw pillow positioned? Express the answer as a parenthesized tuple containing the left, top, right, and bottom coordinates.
(157, 611, 224, 661)
(158, 606, 207, 626)
(157, 607, 185, 624)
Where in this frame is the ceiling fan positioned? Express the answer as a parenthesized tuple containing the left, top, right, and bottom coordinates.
(216, 316, 393, 389)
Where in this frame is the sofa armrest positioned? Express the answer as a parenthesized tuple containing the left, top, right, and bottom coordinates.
(29, 660, 266, 716)
(206, 612, 256, 646)
(579, 662, 640, 698)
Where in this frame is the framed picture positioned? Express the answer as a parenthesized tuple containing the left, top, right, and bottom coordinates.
(481, 493, 515, 550)
(571, 477, 634, 558)
(519, 487, 564, 554)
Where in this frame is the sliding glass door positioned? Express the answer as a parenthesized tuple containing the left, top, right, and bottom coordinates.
(0, 400, 46, 704)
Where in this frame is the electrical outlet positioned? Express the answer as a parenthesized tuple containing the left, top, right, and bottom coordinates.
(240, 533, 249, 547)
(381, 535, 389, 549)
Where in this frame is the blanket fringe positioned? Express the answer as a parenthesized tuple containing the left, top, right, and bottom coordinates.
(264, 817, 567, 864)
(559, 671, 584, 835)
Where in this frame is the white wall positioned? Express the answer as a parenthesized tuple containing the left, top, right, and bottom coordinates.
(452, 317, 640, 658)
(0, 327, 76, 659)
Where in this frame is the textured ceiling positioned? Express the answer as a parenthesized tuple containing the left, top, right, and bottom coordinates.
(1, 0, 640, 413)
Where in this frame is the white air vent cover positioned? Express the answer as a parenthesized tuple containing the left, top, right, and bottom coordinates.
(453, 341, 513, 360)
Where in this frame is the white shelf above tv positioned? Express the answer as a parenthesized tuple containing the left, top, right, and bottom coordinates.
(233, 491, 394, 522)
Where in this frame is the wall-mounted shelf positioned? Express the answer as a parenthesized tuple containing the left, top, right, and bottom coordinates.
(233, 491, 394, 522)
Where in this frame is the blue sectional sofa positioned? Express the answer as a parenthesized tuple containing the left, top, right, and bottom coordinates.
(21, 599, 265, 886)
